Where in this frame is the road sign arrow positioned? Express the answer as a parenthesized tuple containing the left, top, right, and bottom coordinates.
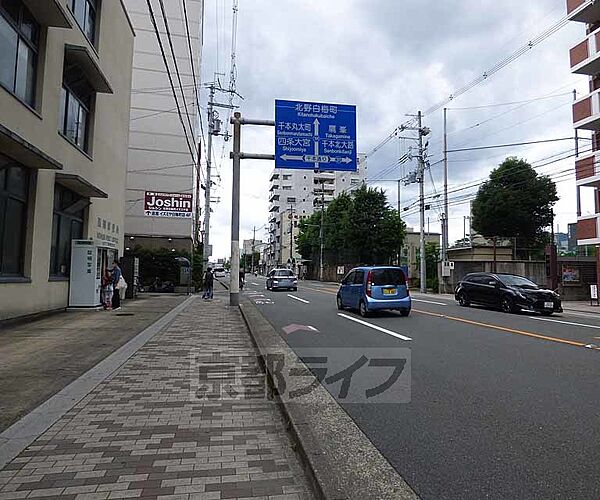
(280, 154, 304, 161)
(313, 118, 320, 138)
(282, 324, 319, 335)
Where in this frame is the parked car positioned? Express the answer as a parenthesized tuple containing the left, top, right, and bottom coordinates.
(266, 268, 298, 291)
(454, 272, 562, 315)
(337, 266, 411, 317)
(214, 267, 226, 278)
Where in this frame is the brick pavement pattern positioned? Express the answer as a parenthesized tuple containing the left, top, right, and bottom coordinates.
(0, 293, 313, 500)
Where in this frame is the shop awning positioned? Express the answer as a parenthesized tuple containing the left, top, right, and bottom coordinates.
(64, 44, 113, 94)
(56, 173, 108, 199)
(0, 123, 62, 170)
(22, 0, 71, 28)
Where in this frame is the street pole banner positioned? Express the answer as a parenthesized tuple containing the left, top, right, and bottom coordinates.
(275, 99, 357, 172)
(144, 191, 192, 218)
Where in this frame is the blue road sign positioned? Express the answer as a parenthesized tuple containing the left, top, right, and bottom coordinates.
(275, 99, 357, 171)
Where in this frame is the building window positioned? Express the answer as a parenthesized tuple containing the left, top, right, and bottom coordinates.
(59, 64, 94, 151)
(287, 197, 296, 203)
(0, 0, 39, 106)
(68, 0, 97, 45)
(283, 174, 292, 180)
(50, 185, 86, 277)
(0, 158, 30, 276)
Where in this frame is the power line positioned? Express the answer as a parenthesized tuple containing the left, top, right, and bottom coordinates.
(447, 137, 581, 154)
(145, 0, 196, 161)
(157, 0, 196, 150)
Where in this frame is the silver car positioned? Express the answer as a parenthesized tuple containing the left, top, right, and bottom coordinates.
(266, 269, 298, 291)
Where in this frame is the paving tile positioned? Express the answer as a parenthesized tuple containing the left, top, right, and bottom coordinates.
(0, 295, 313, 500)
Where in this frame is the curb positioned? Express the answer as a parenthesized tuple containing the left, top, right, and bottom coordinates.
(239, 298, 419, 500)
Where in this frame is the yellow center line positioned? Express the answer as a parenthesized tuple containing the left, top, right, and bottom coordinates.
(300, 286, 597, 350)
(413, 309, 598, 349)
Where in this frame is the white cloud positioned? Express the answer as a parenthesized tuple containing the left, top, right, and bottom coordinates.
(200, 0, 588, 258)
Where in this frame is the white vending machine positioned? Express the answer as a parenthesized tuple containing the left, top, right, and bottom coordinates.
(69, 239, 117, 308)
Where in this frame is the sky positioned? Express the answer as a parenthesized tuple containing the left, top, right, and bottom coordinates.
(199, 0, 590, 260)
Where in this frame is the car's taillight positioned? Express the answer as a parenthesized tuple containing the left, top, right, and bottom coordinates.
(366, 270, 372, 297)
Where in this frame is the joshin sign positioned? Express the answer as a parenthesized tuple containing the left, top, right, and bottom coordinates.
(144, 191, 192, 218)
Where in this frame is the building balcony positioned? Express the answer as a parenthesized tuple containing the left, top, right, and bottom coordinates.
(269, 193, 280, 203)
(269, 183, 280, 191)
(567, 0, 600, 23)
(270, 171, 280, 182)
(576, 151, 600, 186)
(269, 203, 280, 213)
(573, 88, 600, 130)
(314, 171, 335, 181)
(577, 214, 600, 245)
(570, 26, 600, 75)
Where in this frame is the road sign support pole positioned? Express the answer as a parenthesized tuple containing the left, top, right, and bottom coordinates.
(228, 114, 275, 306)
(418, 111, 427, 294)
(320, 179, 325, 282)
(230, 112, 242, 306)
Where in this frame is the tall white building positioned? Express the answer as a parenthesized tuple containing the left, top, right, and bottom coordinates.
(267, 155, 367, 267)
(123, 0, 202, 254)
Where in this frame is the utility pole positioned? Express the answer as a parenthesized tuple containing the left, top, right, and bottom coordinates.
(417, 111, 427, 293)
(397, 179, 401, 214)
(203, 83, 216, 268)
(442, 107, 449, 293)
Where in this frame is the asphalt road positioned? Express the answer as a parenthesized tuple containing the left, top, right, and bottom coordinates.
(243, 276, 600, 500)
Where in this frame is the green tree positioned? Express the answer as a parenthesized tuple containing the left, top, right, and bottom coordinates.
(471, 157, 558, 253)
(297, 186, 406, 268)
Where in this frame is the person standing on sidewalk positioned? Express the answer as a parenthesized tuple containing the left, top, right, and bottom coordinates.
(111, 260, 122, 310)
(202, 267, 214, 300)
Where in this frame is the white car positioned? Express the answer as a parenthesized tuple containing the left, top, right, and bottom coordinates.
(214, 267, 226, 278)
(266, 269, 298, 291)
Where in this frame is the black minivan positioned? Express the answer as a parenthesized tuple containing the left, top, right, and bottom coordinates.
(454, 273, 562, 315)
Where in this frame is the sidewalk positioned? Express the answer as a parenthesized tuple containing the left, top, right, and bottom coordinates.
(0, 294, 188, 432)
(562, 301, 600, 314)
(0, 290, 312, 500)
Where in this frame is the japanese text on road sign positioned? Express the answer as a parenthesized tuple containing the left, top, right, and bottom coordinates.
(275, 99, 357, 172)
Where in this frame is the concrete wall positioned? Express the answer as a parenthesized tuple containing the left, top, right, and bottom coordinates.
(0, 1, 134, 320)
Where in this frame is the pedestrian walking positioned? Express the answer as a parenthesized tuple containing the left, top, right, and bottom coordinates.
(111, 260, 122, 310)
(202, 267, 214, 300)
(239, 269, 245, 291)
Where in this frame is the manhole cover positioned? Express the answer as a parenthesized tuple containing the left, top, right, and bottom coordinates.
(115, 313, 135, 316)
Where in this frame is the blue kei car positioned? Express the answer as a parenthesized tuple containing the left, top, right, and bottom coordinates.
(337, 266, 411, 317)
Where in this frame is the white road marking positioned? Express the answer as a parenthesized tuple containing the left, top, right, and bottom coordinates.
(337, 313, 412, 341)
(412, 298, 447, 306)
(251, 282, 260, 286)
(287, 294, 310, 304)
(533, 317, 600, 330)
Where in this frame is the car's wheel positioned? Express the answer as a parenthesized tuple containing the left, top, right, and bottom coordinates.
(457, 291, 470, 307)
(336, 295, 344, 310)
(292, 287, 298, 292)
(400, 309, 410, 317)
(501, 296, 516, 314)
(359, 300, 369, 317)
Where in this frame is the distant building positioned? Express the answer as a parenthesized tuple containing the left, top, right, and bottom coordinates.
(123, 0, 202, 255)
(267, 155, 367, 267)
(401, 228, 441, 281)
(242, 239, 262, 256)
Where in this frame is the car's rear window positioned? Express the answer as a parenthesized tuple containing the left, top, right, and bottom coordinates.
(371, 268, 406, 286)
(274, 270, 294, 277)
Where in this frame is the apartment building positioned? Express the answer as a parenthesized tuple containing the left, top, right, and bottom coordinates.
(267, 155, 367, 267)
(122, 0, 202, 255)
(567, 0, 600, 285)
(0, 0, 135, 321)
